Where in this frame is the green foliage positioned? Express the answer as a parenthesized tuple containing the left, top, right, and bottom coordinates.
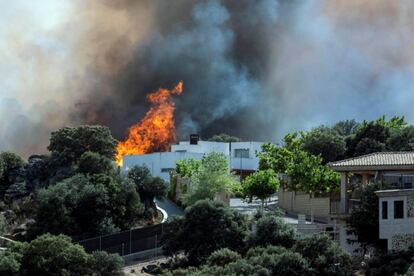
(302, 126, 346, 163)
(20, 234, 90, 276)
(0, 213, 7, 235)
(250, 215, 296, 248)
(181, 153, 239, 205)
(127, 166, 167, 220)
(175, 159, 202, 178)
(208, 133, 241, 143)
(332, 119, 360, 136)
(246, 245, 287, 258)
(0, 152, 25, 197)
(0, 234, 124, 276)
(29, 174, 143, 239)
(259, 133, 339, 193)
(242, 169, 279, 206)
(345, 116, 405, 157)
(249, 251, 312, 276)
(48, 125, 117, 166)
(162, 200, 248, 265)
(347, 182, 383, 252)
(87, 251, 124, 276)
(292, 234, 352, 275)
(77, 151, 114, 175)
(206, 248, 241, 267)
(0, 241, 27, 276)
(387, 126, 414, 151)
(366, 248, 414, 276)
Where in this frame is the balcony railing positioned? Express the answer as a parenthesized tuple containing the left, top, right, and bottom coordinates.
(330, 199, 361, 215)
(381, 174, 414, 190)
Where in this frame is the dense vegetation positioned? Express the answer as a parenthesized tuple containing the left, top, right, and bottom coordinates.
(0, 234, 124, 276)
(0, 125, 165, 243)
(171, 153, 239, 206)
(160, 201, 353, 275)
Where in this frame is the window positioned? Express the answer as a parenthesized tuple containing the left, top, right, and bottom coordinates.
(234, 149, 249, 158)
(394, 200, 404, 219)
(382, 201, 388, 219)
(161, 168, 174, 173)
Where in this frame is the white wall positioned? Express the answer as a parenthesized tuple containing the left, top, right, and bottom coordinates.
(123, 140, 264, 181)
(171, 141, 229, 155)
(122, 152, 205, 181)
(379, 194, 414, 250)
(230, 142, 263, 171)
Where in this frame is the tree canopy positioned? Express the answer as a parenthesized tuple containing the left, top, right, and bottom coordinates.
(0, 234, 124, 276)
(162, 200, 249, 265)
(242, 169, 279, 207)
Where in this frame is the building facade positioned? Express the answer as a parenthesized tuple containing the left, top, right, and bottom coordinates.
(121, 140, 263, 181)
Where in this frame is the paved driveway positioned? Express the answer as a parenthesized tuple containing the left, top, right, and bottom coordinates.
(155, 199, 185, 219)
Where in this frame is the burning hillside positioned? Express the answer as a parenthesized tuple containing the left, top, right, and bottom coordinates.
(116, 81, 183, 166)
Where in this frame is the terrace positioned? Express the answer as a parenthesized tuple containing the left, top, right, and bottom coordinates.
(329, 152, 414, 215)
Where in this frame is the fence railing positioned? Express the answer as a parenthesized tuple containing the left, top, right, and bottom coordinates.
(77, 223, 166, 258)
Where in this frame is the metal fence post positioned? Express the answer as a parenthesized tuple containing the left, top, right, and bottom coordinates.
(129, 229, 132, 255)
(122, 243, 124, 256)
(99, 236, 102, 251)
(155, 234, 158, 259)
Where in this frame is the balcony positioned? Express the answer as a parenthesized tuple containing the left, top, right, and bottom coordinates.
(381, 174, 414, 190)
(330, 199, 361, 215)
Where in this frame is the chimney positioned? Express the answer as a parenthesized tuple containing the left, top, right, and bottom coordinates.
(190, 134, 199, 145)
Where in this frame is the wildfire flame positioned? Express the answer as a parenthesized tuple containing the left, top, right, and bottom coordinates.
(116, 81, 183, 166)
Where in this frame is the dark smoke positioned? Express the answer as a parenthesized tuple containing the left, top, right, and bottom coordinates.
(2, 0, 414, 157)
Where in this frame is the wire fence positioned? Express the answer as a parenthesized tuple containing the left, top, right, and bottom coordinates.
(77, 223, 167, 259)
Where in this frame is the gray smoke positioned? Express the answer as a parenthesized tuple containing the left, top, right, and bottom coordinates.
(2, 0, 414, 157)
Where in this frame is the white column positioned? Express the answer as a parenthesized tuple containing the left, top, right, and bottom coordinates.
(340, 172, 348, 213)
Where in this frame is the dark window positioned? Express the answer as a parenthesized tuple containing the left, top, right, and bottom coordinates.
(394, 200, 404, 219)
(161, 168, 173, 173)
(235, 149, 249, 158)
(382, 201, 388, 219)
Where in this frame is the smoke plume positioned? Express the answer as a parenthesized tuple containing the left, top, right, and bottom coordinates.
(2, 0, 414, 157)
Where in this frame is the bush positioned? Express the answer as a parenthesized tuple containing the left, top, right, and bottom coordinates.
(250, 216, 296, 248)
(206, 248, 241, 267)
(293, 234, 352, 275)
(162, 200, 248, 264)
(249, 251, 312, 276)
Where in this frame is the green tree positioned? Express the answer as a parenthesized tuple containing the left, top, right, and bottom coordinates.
(162, 200, 248, 265)
(175, 158, 202, 178)
(332, 119, 360, 136)
(0, 241, 27, 276)
(29, 174, 143, 239)
(48, 125, 117, 166)
(250, 215, 296, 248)
(0, 234, 125, 276)
(249, 251, 312, 276)
(87, 251, 124, 276)
(208, 133, 241, 143)
(77, 151, 114, 175)
(387, 126, 414, 151)
(20, 234, 90, 276)
(347, 182, 383, 252)
(345, 116, 405, 157)
(302, 126, 346, 163)
(206, 248, 241, 267)
(127, 166, 167, 220)
(182, 153, 239, 205)
(293, 234, 352, 275)
(242, 169, 279, 208)
(0, 152, 25, 198)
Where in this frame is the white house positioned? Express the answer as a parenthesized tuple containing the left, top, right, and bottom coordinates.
(121, 137, 264, 181)
(377, 188, 414, 251)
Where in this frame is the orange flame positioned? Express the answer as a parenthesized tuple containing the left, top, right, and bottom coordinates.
(116, 81, 183, 166)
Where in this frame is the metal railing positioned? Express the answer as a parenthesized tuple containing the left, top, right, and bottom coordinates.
(381, 174, 414, 190)
(77, 224, 166, 258)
